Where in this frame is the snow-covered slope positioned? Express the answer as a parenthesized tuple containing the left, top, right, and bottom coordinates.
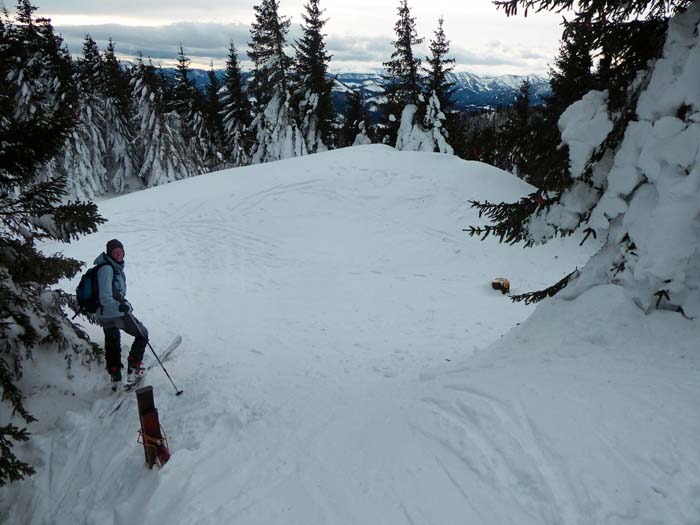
(3, 145, 698, 524)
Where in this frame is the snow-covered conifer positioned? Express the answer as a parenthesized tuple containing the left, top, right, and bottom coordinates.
(220, 43, 252, 167)
(250, 90, 308, 163)
(495, 79, 533, 176)
(248, 0, 293, 108)
(169, 46, 213, 172)
(382, 0, 423, 145)
(248, 0, 307, 163)
(341, 90, 369, 147)
(101, 38, 136, 193)
(0, 1, 103, 486)
(470, 0, 698, 314)
(424, 17, 455, 114)
(394, 93, 453, 154)
(44, 35, 108, 200)
(294, 0, 334, 152)
(203, 63, 226, 169)
(131, 57, 196, 186)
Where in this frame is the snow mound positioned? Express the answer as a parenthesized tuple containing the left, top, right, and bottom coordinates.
(4, 146, 596, 524)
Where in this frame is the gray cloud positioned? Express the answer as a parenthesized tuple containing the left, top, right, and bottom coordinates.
(27, 0, 251, 16)
(57, 22, 288, 66)
(55, 21, 548, 74)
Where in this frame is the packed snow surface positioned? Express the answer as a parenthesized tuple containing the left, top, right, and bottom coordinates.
(4, 146, 699, 524)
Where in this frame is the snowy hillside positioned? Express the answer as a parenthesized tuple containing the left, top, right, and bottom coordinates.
(3, 146, 699, 524)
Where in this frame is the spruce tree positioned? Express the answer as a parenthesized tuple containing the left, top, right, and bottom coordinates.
(0, 1, 103, 486)
(294, 0, 335, 152)
(204, 62, 225, 169)
(546, 20, 595, 120)
(382, 0, 423, 145)
(102, 38, 131, 115)
(495, 78, 533, 176)
(421, 16, 456, 154)
(101, 38, 136, 193)
(75, 34, 104, 92)
(169, 46, 212, 172)
(340, 90, 367, 147)
(131, 56, 196, 186)
(170, 45, 200, 115)
(49, 34, 108, 200)
(248, 0, 307, 163)
(469, 0, 692, 304)
(248, 0, 293, 109)
(220, 43, 252, 167)
(516, 19, 596, 190)
(424, 17, 455, 113)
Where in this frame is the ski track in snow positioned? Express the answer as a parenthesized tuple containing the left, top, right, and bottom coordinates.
(3, 146, 699, 524)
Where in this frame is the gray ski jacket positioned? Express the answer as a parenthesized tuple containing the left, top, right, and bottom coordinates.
(94, 253, 127, 321)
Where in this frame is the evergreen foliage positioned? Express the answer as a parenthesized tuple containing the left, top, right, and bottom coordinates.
(101, 39, 136, 193)
(0, 1, 103, 486)
(248, 0, 293, 109)
(169, 46, 215, 171)
(420, 17, 456, 153)
(424, 17, 455, 113)
(294, 0, 335, 152)
(50, 34, 108, 200)
(547, 21, 595, 119)
(102, 38, 131, 115)
(468, 0, 691, 304)
(204, 62, 226, 168)
(170, 45, 200, 116)
(517, 20, 596, 191)
(493, 0, 690, 22)
(220, 43, 252, 167)
(495, 79, 533, 177)
(382, 0, 423, 145)
(248, 0, 307, 163)
(75, 34, 104, 93)
(340, 90, 368, 147)
(131, 56, 197, 185)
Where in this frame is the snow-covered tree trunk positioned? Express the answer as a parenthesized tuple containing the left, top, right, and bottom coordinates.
(47, 97, 108, 200)
(353, 121, 372, 146)
(298, 90, 328, 154)
(395, 92, 453, 154)
(101, 97, 135, 194)
(250, 90, 308, 164)
(131, 70, 197, 187)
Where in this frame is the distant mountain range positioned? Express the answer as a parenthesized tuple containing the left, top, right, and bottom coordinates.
(162, 68, 551, 113)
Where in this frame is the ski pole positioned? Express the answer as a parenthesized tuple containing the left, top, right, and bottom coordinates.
(127, 311, 184, 396)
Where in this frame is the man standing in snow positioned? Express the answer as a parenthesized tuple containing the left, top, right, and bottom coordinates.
(94, 239, 149, 387)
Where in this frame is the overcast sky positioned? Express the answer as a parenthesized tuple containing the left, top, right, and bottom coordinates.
(11, 0, 572, 75)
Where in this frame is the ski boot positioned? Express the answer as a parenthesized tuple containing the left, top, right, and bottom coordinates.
(109, 366, 122, 392)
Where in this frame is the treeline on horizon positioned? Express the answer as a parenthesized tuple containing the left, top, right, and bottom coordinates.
(1, 0, 617, 200)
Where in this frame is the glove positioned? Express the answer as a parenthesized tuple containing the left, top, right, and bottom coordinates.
(118, 301, 132, 313)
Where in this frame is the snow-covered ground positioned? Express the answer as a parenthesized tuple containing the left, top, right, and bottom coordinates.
(3, 145, 699, 524)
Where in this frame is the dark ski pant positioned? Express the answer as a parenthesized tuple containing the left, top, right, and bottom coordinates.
(101, 315, 149, 371)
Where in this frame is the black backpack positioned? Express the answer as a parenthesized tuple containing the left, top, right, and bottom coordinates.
(75, 263, 113, 316)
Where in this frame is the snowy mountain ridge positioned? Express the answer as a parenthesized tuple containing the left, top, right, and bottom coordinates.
(164, 67, 551, 110)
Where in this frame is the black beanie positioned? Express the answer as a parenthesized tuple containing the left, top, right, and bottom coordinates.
(106, 239, 124, 255)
